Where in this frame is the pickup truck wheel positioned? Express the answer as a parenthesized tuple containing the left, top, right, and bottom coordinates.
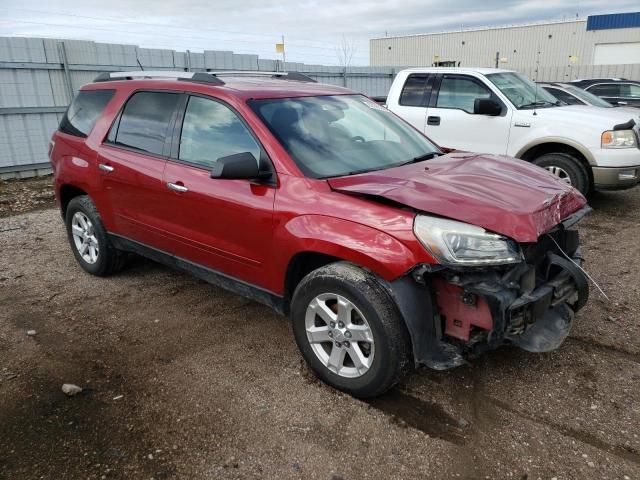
(532, 153, 589, 194)
(290, 262, 410, 398)
(65, 195, 127, 276)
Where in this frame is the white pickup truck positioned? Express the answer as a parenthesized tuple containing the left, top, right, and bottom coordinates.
(385, 67, 640, 194)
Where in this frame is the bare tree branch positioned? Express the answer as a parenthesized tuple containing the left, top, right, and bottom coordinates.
(335, 36, 357, 68)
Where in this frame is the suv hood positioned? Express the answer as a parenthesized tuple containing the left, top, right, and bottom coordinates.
(328, 152, 587, 243)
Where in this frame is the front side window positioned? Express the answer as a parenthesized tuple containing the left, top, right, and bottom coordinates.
(399, 74, 429, 107)
(112, 91, 180, 156)
(59, 89, 115, 137)
(436, 76, 492, 112)
(486, 72, 559, 109)
(250, 94, 440, 179)
(179, 96, 260, 169)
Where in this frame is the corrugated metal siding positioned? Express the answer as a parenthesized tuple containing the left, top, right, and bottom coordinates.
(371, 19, 640, 68)
(587, 12, 640, 31)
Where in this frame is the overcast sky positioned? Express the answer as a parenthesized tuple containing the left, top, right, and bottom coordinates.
(0, 0, 637, 65)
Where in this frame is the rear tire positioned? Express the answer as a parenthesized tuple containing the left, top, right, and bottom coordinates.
(290, 262, 410, 398)
(532, 152, 590, 195)
(65, 195, 127, 276)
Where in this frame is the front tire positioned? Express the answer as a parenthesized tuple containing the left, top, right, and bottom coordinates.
(532, 152, 590, 195)
(290, 262, 410, 398)
(65, 195, 126, 276)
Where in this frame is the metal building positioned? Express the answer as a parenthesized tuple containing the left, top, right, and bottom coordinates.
(370, 12, 640, 69)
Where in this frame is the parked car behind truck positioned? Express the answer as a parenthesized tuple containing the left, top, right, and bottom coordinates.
(385, 68, 640, 194)
(51, 71, 590, 398)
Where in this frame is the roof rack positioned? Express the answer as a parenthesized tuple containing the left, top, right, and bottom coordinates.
(93, 70, 316, 85)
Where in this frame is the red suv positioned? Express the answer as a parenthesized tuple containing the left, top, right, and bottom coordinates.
(50, 71, 590, 398)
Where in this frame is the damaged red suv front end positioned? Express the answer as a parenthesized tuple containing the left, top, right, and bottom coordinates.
(329, 152, 590, 369)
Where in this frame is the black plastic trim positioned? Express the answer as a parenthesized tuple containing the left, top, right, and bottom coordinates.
(108, 233, 285, 313)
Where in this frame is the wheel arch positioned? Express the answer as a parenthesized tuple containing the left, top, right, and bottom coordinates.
(59, 183, 89, 218)
(516, 140, 594, 188)
(278, 216, 422, 313)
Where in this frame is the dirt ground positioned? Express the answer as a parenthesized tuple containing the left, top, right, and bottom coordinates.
(0, 176, 638, 479)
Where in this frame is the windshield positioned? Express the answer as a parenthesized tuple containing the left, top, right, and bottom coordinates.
(249, 94, 440, 178)
(564, 84, 613, 107)
(486, 72, 560, 109)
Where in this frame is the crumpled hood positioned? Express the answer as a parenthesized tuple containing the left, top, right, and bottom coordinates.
(328, 152, 587, 242)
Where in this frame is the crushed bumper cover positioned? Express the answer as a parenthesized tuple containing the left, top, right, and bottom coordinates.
(390, 218, 590, 370)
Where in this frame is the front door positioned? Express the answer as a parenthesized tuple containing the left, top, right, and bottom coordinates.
(425, 74, 512, 154)
(160, 95, 276, 288)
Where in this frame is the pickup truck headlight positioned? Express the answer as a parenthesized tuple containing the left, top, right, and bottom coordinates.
(413, 215, 522, 265)
(601, 130, 637, 149)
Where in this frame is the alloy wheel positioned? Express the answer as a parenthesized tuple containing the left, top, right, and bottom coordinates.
(304, 293, 375, 378)
(545, 165, 572, 184)
(71, 211, 99, 264)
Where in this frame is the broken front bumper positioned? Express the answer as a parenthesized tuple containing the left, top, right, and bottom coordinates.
(391, 222, 590, 370)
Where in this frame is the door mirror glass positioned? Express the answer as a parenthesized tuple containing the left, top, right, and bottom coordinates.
(211, 152, 262, 179)
(473, 98, 502, 116)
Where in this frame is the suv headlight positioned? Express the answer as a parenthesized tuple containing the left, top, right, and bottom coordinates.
(601, 130, 637, 149)
(413, 215, 522, 265)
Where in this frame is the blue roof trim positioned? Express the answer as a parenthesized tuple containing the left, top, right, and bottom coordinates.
(586, 12, 640, 31)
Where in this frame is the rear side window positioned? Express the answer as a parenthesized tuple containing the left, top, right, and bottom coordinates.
(59, 89, 115, 137)
(622, 84, 640, 98)
(112, 91, 180, 156)
(178, 96, 260, 169)
(399, 74, 429, 107)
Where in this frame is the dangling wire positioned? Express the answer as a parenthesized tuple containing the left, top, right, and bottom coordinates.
(545, 233, 609, 301)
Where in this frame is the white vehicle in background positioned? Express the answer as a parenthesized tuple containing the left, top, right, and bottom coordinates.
(385, 67, 640, 194)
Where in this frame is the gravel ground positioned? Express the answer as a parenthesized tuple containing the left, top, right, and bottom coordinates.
(0, 179, 639, 479)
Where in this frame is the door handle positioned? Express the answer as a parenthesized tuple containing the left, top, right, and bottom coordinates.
(98, 163, 114, 172)
(427, 116, 441, 126)
(167, 182, 188, 193)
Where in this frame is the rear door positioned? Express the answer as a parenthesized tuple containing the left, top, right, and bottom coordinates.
(391, 74, 433, 132)
(96, 90, 181, 252)
(425, 74, 511, 154)
(160, 94, 276, 288)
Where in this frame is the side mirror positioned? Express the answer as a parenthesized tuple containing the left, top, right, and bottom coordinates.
(473, 98, 502, 116)
(211, 152, 265, 180)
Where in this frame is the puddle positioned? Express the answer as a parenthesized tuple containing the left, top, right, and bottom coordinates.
(367, 389, 470, 445)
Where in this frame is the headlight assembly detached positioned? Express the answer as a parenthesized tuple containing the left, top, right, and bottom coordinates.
(413, 215, 522, 266)
(601, 129, 637, 149)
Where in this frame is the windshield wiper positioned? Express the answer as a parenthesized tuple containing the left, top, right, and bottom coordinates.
(519, 100, 558, 109)
(397, 151, 443, 166)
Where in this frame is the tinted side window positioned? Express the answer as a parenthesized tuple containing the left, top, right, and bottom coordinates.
(621, 84, 640, 98)
(436, 76, 492, 112)
(178, 96, 260, 169)
(544, 87, 582, 105)
(399, 74, 429, 107)
(587, 84, 621, 97)
(114, 92, 180, 156)
(59, 89, 115, 137)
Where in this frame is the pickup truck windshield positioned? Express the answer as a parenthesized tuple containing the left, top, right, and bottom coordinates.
(250, 94, 440, 178)
(487, 72, 561, 109)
